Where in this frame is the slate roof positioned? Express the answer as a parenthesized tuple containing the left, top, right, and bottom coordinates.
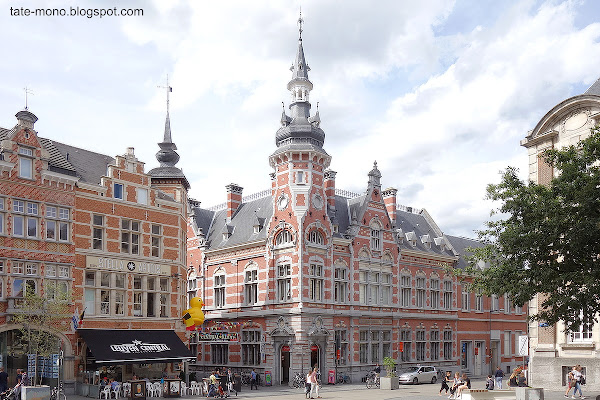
(584, 77, 600, 96)
(51, 140, 114, 184)
(445, 235, 484, 269)
(395, 210, 457, 258)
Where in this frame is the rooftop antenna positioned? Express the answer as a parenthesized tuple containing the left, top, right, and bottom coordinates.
(23, 86, 34, 110)
(297, 7, 303, 40)
(157, 74, 172, 114)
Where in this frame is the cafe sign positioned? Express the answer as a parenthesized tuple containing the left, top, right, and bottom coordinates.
(197, 332, 239, 343)
(110, 340, 171, 354)
(86, 256, 170, 276)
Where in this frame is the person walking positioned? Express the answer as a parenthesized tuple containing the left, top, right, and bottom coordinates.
(572, 365, 585, 399)
(250, 368, 258, 390)
(494, 366, 504, 389)
(305, 371, 312, 399)
(309, 367, 321, 399)
(226, 368, 237, 397)
(564, 366, 576, 398)
(439, 371, 452, 395)
(0, 367, 8, 393)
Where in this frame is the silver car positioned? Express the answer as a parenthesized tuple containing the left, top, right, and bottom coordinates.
(398, 366, 439, 384)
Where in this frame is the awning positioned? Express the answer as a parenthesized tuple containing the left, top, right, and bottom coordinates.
(78, 329, 194, 364)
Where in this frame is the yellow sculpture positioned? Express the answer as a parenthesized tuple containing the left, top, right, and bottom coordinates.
(182, 297, 205, 330)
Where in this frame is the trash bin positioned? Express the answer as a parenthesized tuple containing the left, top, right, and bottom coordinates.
(233, 375, 242, 393)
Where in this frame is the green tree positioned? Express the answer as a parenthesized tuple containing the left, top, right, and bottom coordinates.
(464, 126, 600, 331)
(11, 281, 72, 385)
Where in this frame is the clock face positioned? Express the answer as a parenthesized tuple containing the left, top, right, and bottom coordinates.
(277, 194, 289, 210)
(312, 194, 323, 210)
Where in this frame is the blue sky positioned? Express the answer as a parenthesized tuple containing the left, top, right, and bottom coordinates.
(1, 0, 599, 237)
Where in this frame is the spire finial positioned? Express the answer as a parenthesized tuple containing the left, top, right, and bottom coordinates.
(23, 86, 34, 110)
(297, 7, 303, 41)
(316, 101, 319, 111)
(157, 74, 172, 114)
(282, 101, 285, 112)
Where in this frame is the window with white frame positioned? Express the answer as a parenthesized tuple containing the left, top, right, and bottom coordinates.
(46, 206, 70, 242)
(370, 330, 380, 363)
(416, 276, 426, 308)
(242, 330, 261, 365)
(359, 330, 368, 363)
(381, 272, 391, 305)
(504, 294, 511, 314)
(491, 294, 499, 312)
(245, 267, 258, 305)
(13, 200, 39, 238)
(335, 330, 348, 365)
(475, 290, 483, 312)
(400, 329, 412, 362)
(133, 276, 143, 316)
(44, 264, 70, 301)
(0, 198, 5, 234)
(277, 264, 291, 302)
(504, 331, 511, 356)
(214, 273, 226, 308)
(430, 330, 440, 361)
(416, 329, 426, 361)
(443, 280, 453, 310)
(334, 265, 348, 303)
(370, 271, 380, 304)
(13, 278, 37, 298)
(568, 311, 593, 343)
(121, 219, 140, 254)
(370, 224, 382, 251)
(401, 274, 411, 307)
(137, 188, 148, 205)
(151, 224, 161, 257)
(309, 263, 323, 301)
(93, 214, 104, 250)
(275, 229, 293, 246)
(461, 284, 470, 311)
(308, 230, 324, 245)
(443, 330, 453, 360)
(359, 270, 368, 305)
(382, 330, 391, 359)
(514, 304, 522, 314)
(19, 147, 33, 179)
(114, 183, 124, 200)
(430, 278, 440, 309)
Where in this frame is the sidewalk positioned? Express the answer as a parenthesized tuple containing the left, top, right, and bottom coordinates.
(64, 379, 596, 400)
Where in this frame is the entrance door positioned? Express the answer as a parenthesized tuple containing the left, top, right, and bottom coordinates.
(461, 341, 471, 371)
(490, 341, 499, 374)
(310, 345, 320, 371)
(281, 350, 290, 383)
(474, 341, 484, 376)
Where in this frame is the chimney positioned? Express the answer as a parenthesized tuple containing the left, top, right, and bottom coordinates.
(383, 187, 398, 226)
(16, 110, 38, 130)
(226, 183, 243, 221)
(324, 169, 337, 208)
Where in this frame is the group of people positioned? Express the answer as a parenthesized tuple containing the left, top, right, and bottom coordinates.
(0, 368, 28, 400)
(438, 371, 471, 399)
(207, 368, 238, 398)
(304, 366, 321, 399)
(564, 365, 586, 399)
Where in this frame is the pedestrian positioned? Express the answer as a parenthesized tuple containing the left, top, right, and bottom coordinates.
(449, 372, 461, 399)
(572, 365, 585, 399)
(309, 367, 321, 399)
(439, 370, 452, 395)
(494, 366, 504, 389)
(486, 375, 495, 390)
(250, 368, 258, 390)
(226, 368, 237, 397)
(0, 367, 8, 393)
(305, 371, 312, 399)
(374, 364, 381, 378)
(455, 373, 471, 398)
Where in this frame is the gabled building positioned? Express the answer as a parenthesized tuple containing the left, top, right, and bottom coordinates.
(186, 23, 527, 385)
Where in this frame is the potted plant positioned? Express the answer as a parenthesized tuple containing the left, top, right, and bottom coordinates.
(380, 357, 399, 390)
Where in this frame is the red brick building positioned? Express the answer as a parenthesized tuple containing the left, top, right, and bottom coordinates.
(186, 26, 527, 384)
(0, 106, 190, 391)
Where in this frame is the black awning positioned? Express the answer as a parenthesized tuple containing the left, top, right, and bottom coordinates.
(78, 329, 194, 365)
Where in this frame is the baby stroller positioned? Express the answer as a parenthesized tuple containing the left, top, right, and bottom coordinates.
(0, 387, 15, 400)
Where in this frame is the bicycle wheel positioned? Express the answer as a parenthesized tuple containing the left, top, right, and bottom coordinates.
(366, 378, 373, 389)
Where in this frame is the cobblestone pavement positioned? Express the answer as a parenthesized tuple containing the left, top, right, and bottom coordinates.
(66, 379, 597, 400)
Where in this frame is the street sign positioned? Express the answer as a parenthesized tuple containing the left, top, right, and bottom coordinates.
(518, 335, 528, 356)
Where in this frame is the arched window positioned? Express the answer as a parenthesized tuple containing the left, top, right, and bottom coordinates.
(275, 229, 293, 246)
(307, 230, 324, 245)
(370, 221, 382, 250)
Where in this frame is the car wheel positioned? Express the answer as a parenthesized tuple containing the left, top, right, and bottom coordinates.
(413, 377, 418, 384)
(431, 376, 437, 384)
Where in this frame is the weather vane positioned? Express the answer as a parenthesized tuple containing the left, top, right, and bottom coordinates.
(297, 7, 303, 40)
(157, 75, 172, 113)
(23, 86, 34, 110)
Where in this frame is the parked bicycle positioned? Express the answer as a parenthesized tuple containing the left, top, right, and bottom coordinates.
(337, 372, 351, 384)
(365, 371, 380, 389)
(292, 372, 306, 389)
(50, 382, 66, 400)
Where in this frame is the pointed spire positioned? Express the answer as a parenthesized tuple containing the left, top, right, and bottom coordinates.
(155, 76, 180, 167)
(368, 161, 382, 187)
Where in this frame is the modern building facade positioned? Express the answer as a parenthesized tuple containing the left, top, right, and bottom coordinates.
(521, 78, 600, 390)
(186, 25, 527, 385)
(0, 105, 191, 390)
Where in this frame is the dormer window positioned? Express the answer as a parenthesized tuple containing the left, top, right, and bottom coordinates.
(18, 147, 33, 180)
(253, 225, 260, 234)
(405, 231, 417, 247)
(421, 234, 432, 249)
(114, 183, 124, 200)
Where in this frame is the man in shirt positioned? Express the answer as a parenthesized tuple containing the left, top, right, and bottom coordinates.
(0, 367, 8, 393)
(494, 366, 504, 389)
(250, 369, 258, 390)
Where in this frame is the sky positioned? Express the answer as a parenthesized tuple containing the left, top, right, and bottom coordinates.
(1, 0, 599, 238)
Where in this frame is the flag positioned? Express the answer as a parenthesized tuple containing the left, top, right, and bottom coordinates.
(72, 308, 80, 331)
(169, 86, 173, 92)
(79, 308, 86, 326)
